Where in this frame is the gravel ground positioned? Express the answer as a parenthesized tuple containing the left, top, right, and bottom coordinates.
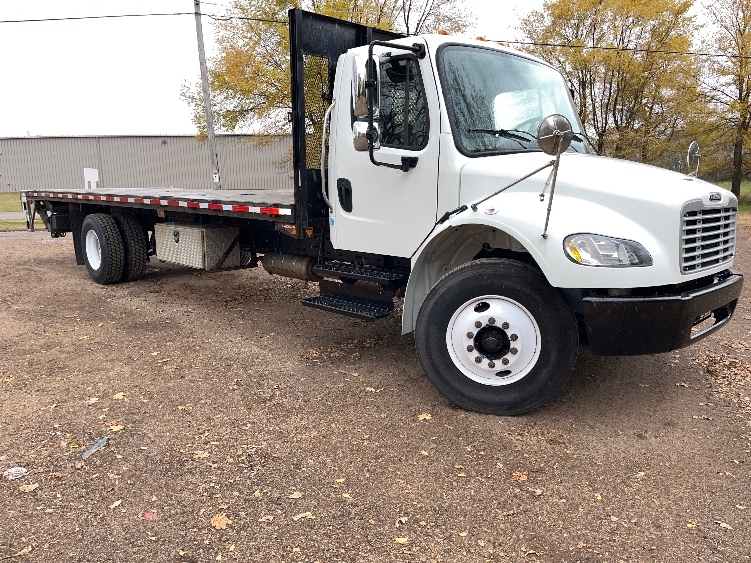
(0, 229, 750, 562)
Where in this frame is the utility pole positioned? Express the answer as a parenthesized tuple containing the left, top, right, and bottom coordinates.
(194, 0, 221, 189)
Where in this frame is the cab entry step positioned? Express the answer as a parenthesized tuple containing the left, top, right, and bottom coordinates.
(312, 261, 408, 284)
(302, 293, 394, 321)
(301, 279, 394, 321)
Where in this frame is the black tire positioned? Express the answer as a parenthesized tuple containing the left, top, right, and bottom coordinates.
(81, 214, 126, 285)
(113, 214, 148, 282)
(415, 259, 578, 415)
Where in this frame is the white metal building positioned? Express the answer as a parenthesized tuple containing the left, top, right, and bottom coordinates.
(0, 134, 293, 193)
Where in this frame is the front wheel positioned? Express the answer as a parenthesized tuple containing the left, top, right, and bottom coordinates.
(415, 259, 578, 415)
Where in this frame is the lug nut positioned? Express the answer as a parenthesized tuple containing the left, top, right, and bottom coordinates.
(510, 347, 518, 355)
(475, 321, 482, 328)
(488, 317, 496, 325)
(488, 361, 496, 369)
(509, 334, 518, 342)
(502, 358, 509, 365)
(475, 356, 482, 364)
(502, 322, 510, 330)
(467, 332, 474, 339)
(466, 345, 474, 352)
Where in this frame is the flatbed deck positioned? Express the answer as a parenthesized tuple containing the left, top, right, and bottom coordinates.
(22, 187, 295, 220)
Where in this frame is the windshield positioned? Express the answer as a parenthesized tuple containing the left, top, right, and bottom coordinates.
(437, 44, 590, 156)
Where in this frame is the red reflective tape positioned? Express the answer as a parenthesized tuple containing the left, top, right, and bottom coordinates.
(208, 203, 223, 210)
(167, 199, 180, 207)
(231, 205, 250, 213)
(259, 207, 280, 215)
(148, 199, 162, 205)
(134, 198, 145, 204)
(119, 197, 129, 203)
(105, 196, 114, 202)
(186, 201, 200, 209)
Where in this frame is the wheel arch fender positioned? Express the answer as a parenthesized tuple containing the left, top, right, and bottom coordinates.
(403, 219, 553, 335)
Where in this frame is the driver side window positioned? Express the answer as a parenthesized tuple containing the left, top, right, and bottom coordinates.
(379, 57, 429, 150)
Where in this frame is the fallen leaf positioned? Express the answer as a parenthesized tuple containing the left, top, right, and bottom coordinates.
(576, 541, 587, 549)
(109, 425, 124, 432)
(342, 493, 351, 499)
(151, 351, 159, 356)
(109, 499, 122, 509)
(211, 513, 233, 530)
(736, 505, 747, 510)
(512, 471, 528, 481)
(253, 489, 261, 498)
(395, 537, 409, 544)
(14, 546, 32, 557)
(258, 515, 273, 522)
(70, 441, 79, 448)
(595, 493, 602, 501)
(292, 511, 314, 521)
(458, 531, 468, 537)
(687, 521, 697, 528)
(112, 392, 125, 400)
(87, 397, 100, 406)
(142, 512, 159, 520)
(288, 491, 303, 499)
(335, 478, 345, 483)
(636, 471, 646, 479)
(19, 483, 39, 493)
(420, 450, 429, 456)
(715, 520, 733, 530)
(418, 413, 432, 421)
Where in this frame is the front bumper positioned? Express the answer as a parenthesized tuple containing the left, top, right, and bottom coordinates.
(583, 270, 743, 356)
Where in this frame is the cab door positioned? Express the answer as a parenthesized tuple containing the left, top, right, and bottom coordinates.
(328, 45, 439, 258)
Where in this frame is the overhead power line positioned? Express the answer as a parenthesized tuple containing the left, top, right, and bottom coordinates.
(492, 39, 750, 60)
(0, 12, 284, 25)
(0, 11, 748, 60)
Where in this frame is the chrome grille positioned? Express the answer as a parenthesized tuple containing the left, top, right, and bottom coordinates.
(680, 202, 737, 274)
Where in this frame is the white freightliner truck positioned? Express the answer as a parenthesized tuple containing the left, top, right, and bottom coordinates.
(20, 10, 743, 415)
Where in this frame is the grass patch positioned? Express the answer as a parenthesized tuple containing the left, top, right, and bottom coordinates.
(0, 192, 22, 212)
(0, 220, 27, 230)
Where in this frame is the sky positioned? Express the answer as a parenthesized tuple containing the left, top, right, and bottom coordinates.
(0, 0, 544, 137)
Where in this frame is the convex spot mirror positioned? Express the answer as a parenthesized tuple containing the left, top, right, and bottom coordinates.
(352, 53, 381, 118)
(687, 141, 700, 174)
(537, 114, 573, 155)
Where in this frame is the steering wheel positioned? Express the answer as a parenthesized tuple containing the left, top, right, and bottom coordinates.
(513, 118, 540, 135)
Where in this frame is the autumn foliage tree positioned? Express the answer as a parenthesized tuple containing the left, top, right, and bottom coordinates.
(519, 0, 701, 166)
(182, 0, 472, 134)
(701, 0, 751, 197)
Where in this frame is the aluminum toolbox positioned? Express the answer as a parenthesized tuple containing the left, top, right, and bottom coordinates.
(155, 223, 242, 270)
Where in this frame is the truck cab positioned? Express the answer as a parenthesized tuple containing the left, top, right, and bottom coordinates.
(311, 20, 742, 414)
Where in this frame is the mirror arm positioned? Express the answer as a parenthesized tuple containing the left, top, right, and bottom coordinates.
(364, 39, 425, 172)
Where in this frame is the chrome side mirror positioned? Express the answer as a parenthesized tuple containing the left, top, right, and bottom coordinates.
(687, 141, 700, 176)
(537, 114, 573, 155)
(353, 120, 380, 152)
(352, 54, 380, 118)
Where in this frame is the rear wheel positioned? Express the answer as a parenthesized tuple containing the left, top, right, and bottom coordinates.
(81, 214, 125, 285)
(113, 214, 148, 282)
(415, 259, 578, 415)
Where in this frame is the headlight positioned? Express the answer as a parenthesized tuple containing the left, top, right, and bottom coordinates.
(563, 234, 652, 267)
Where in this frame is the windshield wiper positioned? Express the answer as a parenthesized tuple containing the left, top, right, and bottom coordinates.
(571, 131, 598, 154)
(468, 128, 535, 144)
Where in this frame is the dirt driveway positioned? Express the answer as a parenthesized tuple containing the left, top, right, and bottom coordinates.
(1, 227, 750, 562)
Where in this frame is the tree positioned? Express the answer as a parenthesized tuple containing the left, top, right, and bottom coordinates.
(182, 0, 472, 135)
(519, 0, 702, 166)
(701, 0, 751, 197)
